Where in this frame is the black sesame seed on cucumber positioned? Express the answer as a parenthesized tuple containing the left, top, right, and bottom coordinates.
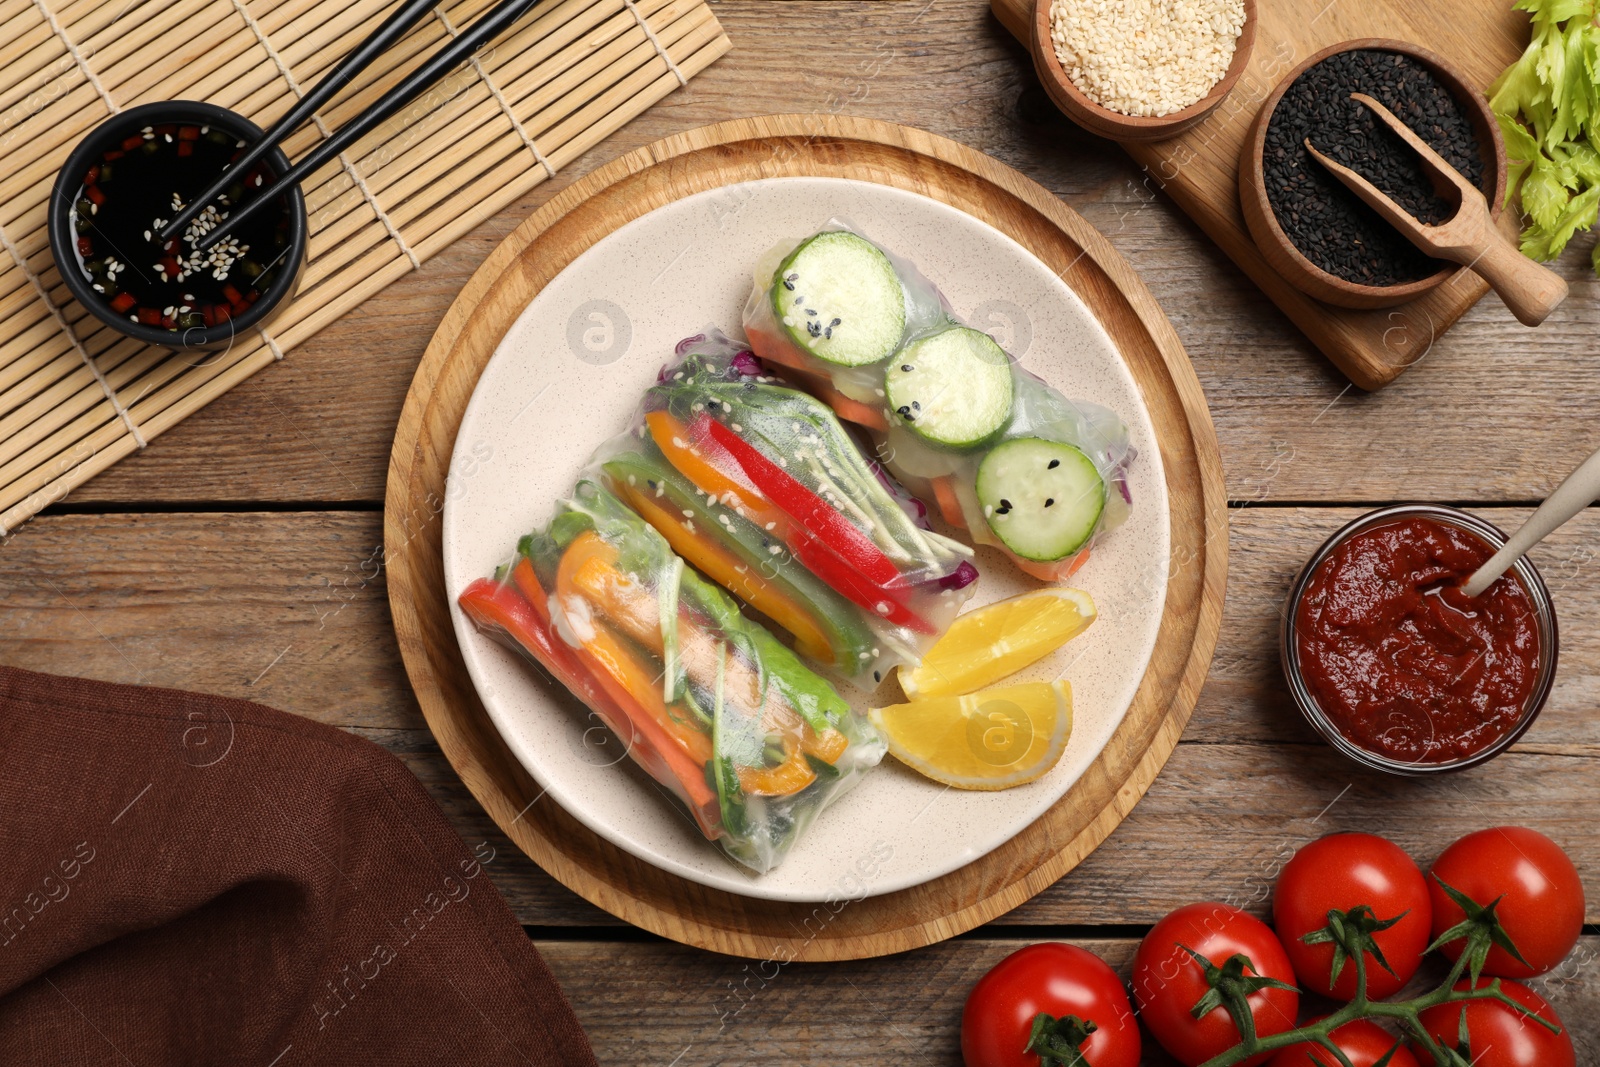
(975, 437, 1105, 561)
(884, 326, 1014, 450)
(772, 231, 905, 367)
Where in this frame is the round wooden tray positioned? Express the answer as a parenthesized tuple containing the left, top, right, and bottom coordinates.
(385, 115, 1227, 961)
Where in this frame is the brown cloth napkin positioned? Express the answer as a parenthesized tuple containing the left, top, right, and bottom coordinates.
(0, 666, 598, 1067)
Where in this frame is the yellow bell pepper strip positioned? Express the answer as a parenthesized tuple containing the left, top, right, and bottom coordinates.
(602, 448, 878, 675)
(736, 717, 849, 796)
(554, 532, 713, 765)
(558, 531, 855, 799)
(458, 573, 721, 837)
(738, 720, 814, 795)
(804, 726, 848, 764)
(643, 410, 778, 526)
(613, 475, 836, 664)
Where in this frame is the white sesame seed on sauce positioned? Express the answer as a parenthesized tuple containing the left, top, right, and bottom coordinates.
(1049, 0, 1245, 117)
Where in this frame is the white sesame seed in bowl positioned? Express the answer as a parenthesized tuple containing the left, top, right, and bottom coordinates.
(1029, 0, 1255, 141)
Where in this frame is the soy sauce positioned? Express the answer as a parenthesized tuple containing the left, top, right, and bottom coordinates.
(68, 123, 292, 332)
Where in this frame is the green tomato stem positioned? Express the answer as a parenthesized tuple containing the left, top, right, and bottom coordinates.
(1192, 980, 1549, 1067)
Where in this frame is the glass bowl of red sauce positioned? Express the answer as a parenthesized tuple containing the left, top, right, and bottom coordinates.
(1281, 504, 1557, 775)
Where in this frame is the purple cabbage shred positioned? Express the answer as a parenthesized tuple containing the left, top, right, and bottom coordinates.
(729, 350, 762, 377)
(939, 560, 980, 591)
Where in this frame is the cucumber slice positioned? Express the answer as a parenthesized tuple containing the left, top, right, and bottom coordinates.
(885, 327, 1014, 450)
(975, 438, 1104, 561)
(772, 232, 905, 367)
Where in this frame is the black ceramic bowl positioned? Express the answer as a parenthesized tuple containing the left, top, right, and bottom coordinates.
(1281, 504, 1559, 776)
(47, 100, 308, 350)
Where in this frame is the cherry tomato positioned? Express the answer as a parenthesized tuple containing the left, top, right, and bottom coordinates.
(1429, 827, 1585, 978)
(1272, 832, 1432, 1000)
(1132, 903, 1300, 1067)
(961, 943, 1139, 1067)
(1265, 1018, 1420, 1067)
(1418, 978, 1575, 1067)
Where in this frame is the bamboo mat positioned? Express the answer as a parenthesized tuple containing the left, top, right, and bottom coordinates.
(0, 0, 729, 533)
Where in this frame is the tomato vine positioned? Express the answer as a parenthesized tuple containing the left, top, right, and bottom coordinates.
(1190, 884, 1562, 1067)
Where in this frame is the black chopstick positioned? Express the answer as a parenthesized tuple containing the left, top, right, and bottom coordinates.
(195, 0, 544, 252)
(159, 0, 440, 244)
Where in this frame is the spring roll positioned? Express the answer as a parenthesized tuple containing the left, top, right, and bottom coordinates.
(459, 479, 884, 874)
(742, 223, 1135, 582)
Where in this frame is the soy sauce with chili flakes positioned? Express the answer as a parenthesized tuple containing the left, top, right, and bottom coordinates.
(1293, 516, 1541, 764)
(67, 122, 291, 332)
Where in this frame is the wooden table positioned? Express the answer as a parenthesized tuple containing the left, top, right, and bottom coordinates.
(3, 2, 1596, 1062)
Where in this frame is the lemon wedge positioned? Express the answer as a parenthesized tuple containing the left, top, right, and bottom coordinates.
(898, 588, 1097, 699)
(869, 680, 1072, 790)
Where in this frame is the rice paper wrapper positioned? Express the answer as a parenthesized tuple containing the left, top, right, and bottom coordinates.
(742, 217, 949, 408)
(460, 477, 884, 875)
(742, 219, 1135, 581)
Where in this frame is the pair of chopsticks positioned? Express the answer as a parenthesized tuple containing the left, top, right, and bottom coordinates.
(163, 0, 543, 251)
(1305, 92, 1567, 327)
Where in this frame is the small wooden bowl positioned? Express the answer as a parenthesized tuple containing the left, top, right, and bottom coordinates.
(1031, 0, 1258, 141)
(1238, 39, 1508, 309)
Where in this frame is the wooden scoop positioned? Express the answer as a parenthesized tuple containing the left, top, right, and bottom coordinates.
(1304, 92, 1568, 326)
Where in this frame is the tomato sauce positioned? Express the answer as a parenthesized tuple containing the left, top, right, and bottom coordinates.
(1293, 516, 1542, 764)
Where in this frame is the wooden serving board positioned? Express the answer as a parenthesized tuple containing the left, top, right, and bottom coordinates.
(385, 115, 1227, 960)
(993, 0, 1531, 391)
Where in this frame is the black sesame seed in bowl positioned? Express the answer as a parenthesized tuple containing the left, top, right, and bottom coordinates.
(1238, 39, 1507, 310)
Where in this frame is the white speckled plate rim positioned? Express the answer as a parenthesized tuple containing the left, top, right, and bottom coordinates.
(442, 176, 1170, 903)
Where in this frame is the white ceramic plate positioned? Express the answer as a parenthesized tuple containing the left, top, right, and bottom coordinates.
(443, 177, 1170, 903)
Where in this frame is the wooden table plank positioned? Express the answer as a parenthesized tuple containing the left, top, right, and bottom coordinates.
(0, 511, 417, 729)
(538, 936, 1600, 1065)
(6, 507, 1595, 744)
(4, 509, 1594, 928)
(49, 0, 1600, 510)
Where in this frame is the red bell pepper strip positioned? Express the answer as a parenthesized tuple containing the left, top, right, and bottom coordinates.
(786, 538, 935, 633)
(644, 410, 933, 633)
(688, 414, 935, 634)
(458, 575, 722, 839)
(694, 413, 902, 585)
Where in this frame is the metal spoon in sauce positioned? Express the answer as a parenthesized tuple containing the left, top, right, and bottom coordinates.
(1462, 444, 1600, 597)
